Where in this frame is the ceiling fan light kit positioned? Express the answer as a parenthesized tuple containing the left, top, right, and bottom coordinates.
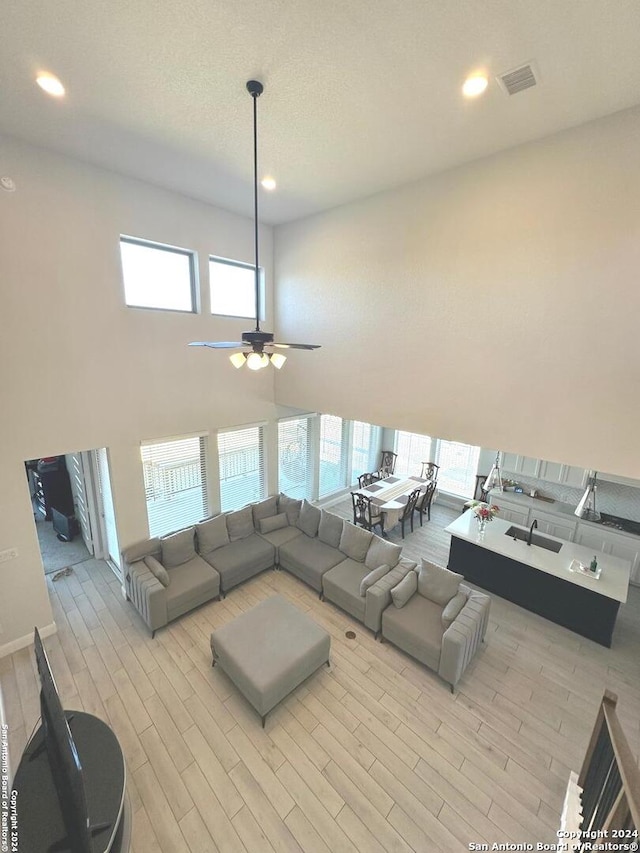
(189, 80, 320, 370)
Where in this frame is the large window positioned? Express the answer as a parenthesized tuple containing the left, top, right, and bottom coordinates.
(120, 236, 196, 311)
(218, 425, 266, 511)
(395, 431, 432, 477)
(278, 417, 314, 500)
(350, 421, 378, 484)
(437, 440, 480, 498)
(318, 415, 348, 497)
(141, 435, 208, 537)
(210, 257, 261, 319)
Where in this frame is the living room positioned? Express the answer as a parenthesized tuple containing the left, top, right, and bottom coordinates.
(1, 2, 640, 849)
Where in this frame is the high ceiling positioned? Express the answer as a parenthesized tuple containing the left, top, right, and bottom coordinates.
(2, 0, 640, 224)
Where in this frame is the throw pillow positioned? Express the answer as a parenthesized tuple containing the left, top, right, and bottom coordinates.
(196, 514, 229, 554)
(144, 555, 170, 588)
(123, 537, 160, 564)
(297, 500, 321, 537)
(359, 564, 389, 597)
(160, 528, 196, 569)
(278, 493, 302, 525)
(318, 510, 343, 548)
(364, 536, 402, 571)
(442, 590, 468, 628)
(418, 559, 463, 606)
(226, 505, 254, 541)
(390, 570, 417, 608)
(339, 522, 373, 562)
(259, 513, 289, 534)
(252, 496, 278, 526)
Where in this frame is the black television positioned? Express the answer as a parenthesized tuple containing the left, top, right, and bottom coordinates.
(32, 627, 108, 853)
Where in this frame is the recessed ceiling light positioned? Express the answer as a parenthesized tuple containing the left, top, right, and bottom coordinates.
(36, 72, 65, 97)
(462, 74, 488, 98)
(261, 176, 276, 191)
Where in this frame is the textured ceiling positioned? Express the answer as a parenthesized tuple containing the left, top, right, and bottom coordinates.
(2, 0, 640, 223)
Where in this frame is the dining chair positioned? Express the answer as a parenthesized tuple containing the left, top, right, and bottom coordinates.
(358, 472, 376, 489)
(473, 474, 489, 502)
(414, 481, 437, 526)
(378, 450, 397, 477)
(351, 493, 384, 536)
(398, 488, 422, 539)
(420, 462, 440, 481)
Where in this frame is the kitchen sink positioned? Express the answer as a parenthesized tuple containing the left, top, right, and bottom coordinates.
(505, 526, 563, 553)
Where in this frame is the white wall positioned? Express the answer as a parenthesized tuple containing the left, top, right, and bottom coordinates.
(274, 105, 640, 478)
(0, 135, 277, 652)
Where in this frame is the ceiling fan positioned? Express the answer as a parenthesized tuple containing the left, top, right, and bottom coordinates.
(190, 80, 320, 370)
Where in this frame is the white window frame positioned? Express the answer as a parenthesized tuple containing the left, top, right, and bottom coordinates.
(434, 438, 480, 499)
(394, 430, 433, 477)
(141, 432, 208, 537)
(209, 255, 264, 320)
(120, 235, 197, 313)
(217, 423, 267, 511)
(277, 414, 316, 501)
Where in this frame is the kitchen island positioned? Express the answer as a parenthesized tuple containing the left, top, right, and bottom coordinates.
(445, 512, 631, 646)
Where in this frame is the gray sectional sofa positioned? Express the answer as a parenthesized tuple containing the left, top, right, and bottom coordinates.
(122, 493, 490, 691)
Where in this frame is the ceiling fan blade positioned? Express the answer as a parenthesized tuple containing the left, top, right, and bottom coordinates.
(189, 341, 246, 348)
(272, 343, 321, 350)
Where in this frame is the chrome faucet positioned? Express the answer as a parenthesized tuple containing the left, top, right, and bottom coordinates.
(527, 518, 538, 546)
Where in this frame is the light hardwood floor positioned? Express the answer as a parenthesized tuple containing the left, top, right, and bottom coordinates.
(2, 505, 639, 852)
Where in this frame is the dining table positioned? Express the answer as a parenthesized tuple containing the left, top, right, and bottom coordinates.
(354, 474, 432, 533)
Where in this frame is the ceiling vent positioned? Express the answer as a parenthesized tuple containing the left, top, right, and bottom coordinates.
(497, 62, 538, 96)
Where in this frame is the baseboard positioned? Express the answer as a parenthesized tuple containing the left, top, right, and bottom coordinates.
(0, 621, 57, 659)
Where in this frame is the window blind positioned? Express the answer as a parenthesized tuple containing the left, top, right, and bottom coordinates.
(437, 440, 480, 498)
(218, 426, 266, 511)
(278, 417, 313, 500)
(319, 415, 347, 497)
(395, 431, 432, 477)
(141, 435, 208, 537)
(350, 421, 376, 484)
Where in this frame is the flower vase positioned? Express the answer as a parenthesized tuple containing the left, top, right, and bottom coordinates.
(477, 517, 487, 537)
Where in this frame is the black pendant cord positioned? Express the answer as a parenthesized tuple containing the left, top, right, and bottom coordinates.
(251, 84, 261, 333)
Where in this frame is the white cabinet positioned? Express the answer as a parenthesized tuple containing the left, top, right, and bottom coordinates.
(575, 523, 640, 585)
(530, 509, 577, 541)
(496, 496, 530, 526)
(537, 461, 587, 488)
(501, 454, 541, 478)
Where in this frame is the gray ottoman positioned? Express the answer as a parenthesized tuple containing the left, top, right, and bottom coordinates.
(210, 595, 331, 726)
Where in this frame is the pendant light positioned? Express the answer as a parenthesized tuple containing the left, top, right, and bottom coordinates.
(483, 452, 503, 495)
(575, 471, 600, 519)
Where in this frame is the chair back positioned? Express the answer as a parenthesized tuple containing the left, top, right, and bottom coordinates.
(351, 492, 377, 527)
(358, 472, 375, 489)
(420, 462, 440, 481)
(379, 450, 397, 476)
(400, 487, 422, 521)
(474, 474, 489, 502)
(418, 481, 437, 510)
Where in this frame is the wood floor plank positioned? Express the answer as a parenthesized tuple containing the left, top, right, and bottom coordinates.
(134, 762, 188, 853)
(181, 762, 246, 853)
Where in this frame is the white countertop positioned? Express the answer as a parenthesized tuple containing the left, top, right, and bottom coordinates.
(445, 512, 630, 603)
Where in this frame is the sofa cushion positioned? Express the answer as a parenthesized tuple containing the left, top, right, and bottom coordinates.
(122, 537, 161, 564)
(339, 522, 373, 563)
(161, 528, 196, 569)
(252, 496, 279, 526)
(202, 533, 275, 591)
(144, 555, 170, 587)
(258, 525, 303, 550)
(259, 513, 289, 534)
(441, 590, 468, 628)
(322, 559, 368, 621)
(196, 514, 229, 554)
(279, 536, 344, 592)
(297, 500, 321, 537)
(359, 564, 389, 597)
(226, 506, 255, 541)
(418, 560, 463, 606)
(390, 570, 417, 608)
(318, 510, 344, 548)
(165, 556, 220, 621)
(278, 494, 302, 526)
(382, 594, 444, 671)
(364, 536, 402, 571)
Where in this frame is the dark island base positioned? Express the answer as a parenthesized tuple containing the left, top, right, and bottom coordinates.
(448, 536, 619, 647)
